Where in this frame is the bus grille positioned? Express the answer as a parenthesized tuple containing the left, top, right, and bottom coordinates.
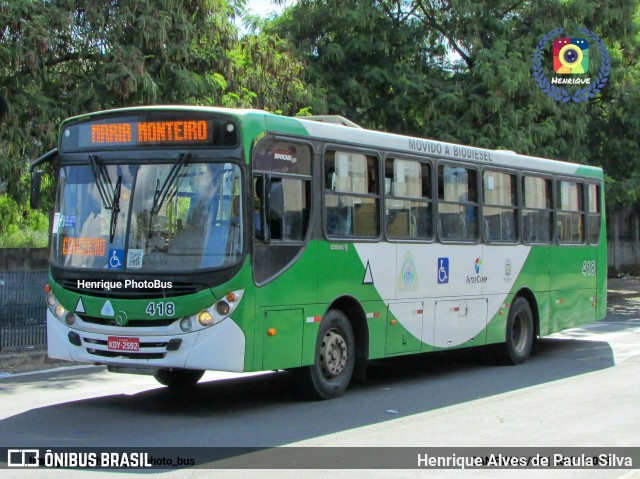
(86, 349, 167, 360)
(79, 315, 175, 327)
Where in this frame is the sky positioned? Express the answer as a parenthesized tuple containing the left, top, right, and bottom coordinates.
(243, 0, 291, 17)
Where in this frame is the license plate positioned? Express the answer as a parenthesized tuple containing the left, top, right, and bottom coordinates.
(107, 336, 140, 352)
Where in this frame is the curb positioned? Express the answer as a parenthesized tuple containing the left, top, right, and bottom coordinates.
(607, 292, 640, 304)
(0, 348, 84, 376)
(0, 364, 105, 382)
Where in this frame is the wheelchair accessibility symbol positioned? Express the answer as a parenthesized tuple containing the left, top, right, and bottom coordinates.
(437, 257, 449, 284)
(108, 249, 124, 270)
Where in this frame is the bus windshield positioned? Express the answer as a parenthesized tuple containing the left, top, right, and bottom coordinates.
(51, 161, 243, 272)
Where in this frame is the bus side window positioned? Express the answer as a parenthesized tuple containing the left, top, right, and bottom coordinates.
(254, 176, 309, 242)
(437, 164, 478, 242)
(557, 180, 584, 243)
(268, 179, 284, 240)
(385, 158, 432, 240)
(522, 175, 552, 243)
(324, 162, 350, 236)
(587, 183, 601, 244)
(482, 169, 518, 243)
(254, 176, 266, 240)
(252, 138, 313, 285)
(324, 150, 380, 238)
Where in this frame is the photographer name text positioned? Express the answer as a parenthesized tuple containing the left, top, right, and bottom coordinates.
(550, 77, 592, 85)
(77, 279, 173, 290)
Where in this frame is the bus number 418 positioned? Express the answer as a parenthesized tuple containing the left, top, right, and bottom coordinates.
(145, 302, 175, 316)
(581, 261, 596, 276)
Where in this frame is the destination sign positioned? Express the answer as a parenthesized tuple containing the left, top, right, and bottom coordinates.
(62, 237, 106, 257)
(60, 114, 238, 151)
(81, 120, 209, 147)
(89, 121, 209, 145)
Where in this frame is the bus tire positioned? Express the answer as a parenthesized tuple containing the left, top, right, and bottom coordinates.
(154, 368, 204, 389)
(297, 310, 355, 400)
(498, 297, 534, 365)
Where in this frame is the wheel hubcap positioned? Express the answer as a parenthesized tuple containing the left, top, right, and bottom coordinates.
(320, 329, 348, 378)
(512, 313, 529, 353)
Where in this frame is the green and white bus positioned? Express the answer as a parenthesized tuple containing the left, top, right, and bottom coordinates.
(31, 106, 606, 399)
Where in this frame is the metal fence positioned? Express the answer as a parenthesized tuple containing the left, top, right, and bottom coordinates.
(0, 270, 48, 349)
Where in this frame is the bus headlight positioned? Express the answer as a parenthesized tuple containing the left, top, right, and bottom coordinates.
(55, 304, 66, 318)
(46, 291, 70, 322)
(197, 289, 244, 328)
(197, 311, 213, 327)
(175, 290, 244, 332)
(215, 301, 230, 316)
(47, 292, 57, 307)
(180, 318, 193, 332)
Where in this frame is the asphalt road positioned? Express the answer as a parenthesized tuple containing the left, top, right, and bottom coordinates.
(1, 299, 640, 479)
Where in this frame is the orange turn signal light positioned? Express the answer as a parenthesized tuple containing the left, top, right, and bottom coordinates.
(267, 328, 277, 337)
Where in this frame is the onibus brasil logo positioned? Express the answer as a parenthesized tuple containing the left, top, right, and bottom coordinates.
(533, 27, 610, 103)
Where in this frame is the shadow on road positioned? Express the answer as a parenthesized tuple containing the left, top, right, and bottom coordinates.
(0, 336, 614, 449)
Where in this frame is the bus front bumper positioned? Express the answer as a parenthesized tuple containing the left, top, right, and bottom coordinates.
(46, 310, 246, 372)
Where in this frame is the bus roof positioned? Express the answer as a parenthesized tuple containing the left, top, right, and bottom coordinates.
(288, 115, 603, 179)
(59, 105, 267, 126)
(60, 106, 603, 179)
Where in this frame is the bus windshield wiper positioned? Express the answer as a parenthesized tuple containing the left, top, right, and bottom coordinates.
(109, 175, 122, 243)
(89, 154, 114, 210)
(150, 152, 191, 216)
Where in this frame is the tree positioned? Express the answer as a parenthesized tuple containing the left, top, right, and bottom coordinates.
(223, 27, 316, 114)
(0, 0, 314, 205)
(273, 0, 640, 205)
(269, 0, 440, 134)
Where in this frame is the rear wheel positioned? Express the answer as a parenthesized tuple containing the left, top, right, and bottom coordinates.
(154, 368, 204, 389)
(296, 310, 355, 400)
(498, 297, 534, 365)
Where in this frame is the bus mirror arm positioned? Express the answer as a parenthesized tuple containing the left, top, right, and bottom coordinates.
(29, 148, 57, 173)
(29, 148, 57, 210)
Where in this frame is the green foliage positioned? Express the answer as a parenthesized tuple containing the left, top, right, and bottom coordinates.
(274, 0, 640, 207)
(0, 195, 21, 235)
(221, 32, 315, 114)
(269, 0, 434, 134)
(1, 0, 224, 200)
(0, 194, 48, 247)
(0, 228, 49, 248)
(0, 0, 314, 205)
(3, 0, 640, 212)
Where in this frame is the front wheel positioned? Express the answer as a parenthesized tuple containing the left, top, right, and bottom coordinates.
(497, 297, 535, 365)
(296, 310, 355, 400)
(154, 368, 204, 389)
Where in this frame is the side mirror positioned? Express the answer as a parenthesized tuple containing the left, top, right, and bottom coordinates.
(30, 170, 42, 210)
